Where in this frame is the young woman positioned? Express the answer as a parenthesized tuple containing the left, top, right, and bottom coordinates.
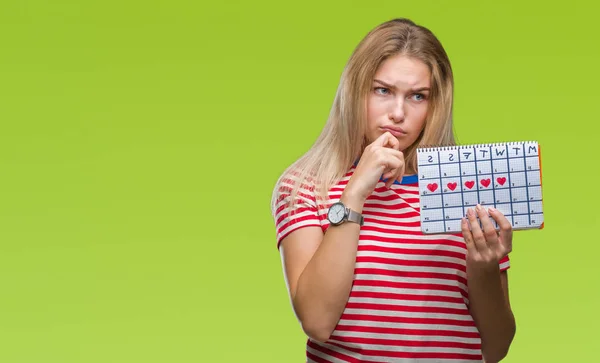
(270, 18, 516, 363)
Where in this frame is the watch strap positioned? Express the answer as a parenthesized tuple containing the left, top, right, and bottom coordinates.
(346, 208, 364, 226)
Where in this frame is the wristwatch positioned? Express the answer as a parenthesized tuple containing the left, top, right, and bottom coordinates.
(327, 201, 364, 226)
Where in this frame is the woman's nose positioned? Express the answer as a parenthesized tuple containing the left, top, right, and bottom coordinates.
(388, 99, 405, 122)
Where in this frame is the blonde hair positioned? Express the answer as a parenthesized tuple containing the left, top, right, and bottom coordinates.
(273, 18, 456, 213)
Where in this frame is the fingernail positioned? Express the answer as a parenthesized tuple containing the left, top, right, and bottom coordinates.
(466, 208, 473, 216)
(489, 206, 496, 213)
(475, 204, 481, 212)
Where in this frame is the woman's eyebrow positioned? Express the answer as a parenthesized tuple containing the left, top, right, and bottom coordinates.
(373, 79, 430, 92)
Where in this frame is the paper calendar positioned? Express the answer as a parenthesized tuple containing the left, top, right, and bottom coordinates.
(416, 141, 544, 234)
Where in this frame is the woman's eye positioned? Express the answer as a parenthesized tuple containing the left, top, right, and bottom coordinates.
(375, 87, 389, 95)
(411, 93, 426, 101)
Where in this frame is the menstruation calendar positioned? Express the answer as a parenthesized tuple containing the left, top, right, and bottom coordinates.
(416, 141, 544, 234)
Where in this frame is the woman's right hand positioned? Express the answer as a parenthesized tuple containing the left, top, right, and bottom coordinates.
(343, 132, 406, 204)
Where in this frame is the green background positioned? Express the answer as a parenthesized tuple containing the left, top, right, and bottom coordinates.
(1, 0, 598, 362)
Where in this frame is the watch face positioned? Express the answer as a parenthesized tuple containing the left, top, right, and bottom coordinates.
(328, 203, 346, 224)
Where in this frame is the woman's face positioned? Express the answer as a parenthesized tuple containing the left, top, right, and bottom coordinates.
(365, 54, 431, 152)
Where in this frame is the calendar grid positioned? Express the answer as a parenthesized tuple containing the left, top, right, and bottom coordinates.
(523, 145, 532, 225)
(505, 144, 515, 226)
(457, 151, 465, 213)
(417, 141, 544, 234)
(489, 145, 497, 228)
(426, 155, 537, 165)
(437, 150, 447, 232)
(473, 147, 481, 216)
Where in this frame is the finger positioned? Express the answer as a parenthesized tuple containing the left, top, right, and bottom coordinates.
(384, 166, 404, 188)
(383, 164, 402, 188)
(489, 206, 513, 245)
(461, 217, 478, 257)
(372, 131, 399, 150)
(476, 204, 499, 245)
(385, 178, 394, 188)
(391, 150, 405, 183)
(382, 168, 394, 188)
(394, 160, 406, 184)
(466, 208, 487, 252)
(382, 153, 405, 182)
(381, 149, 404, 187)
(382, 133, 400, 150)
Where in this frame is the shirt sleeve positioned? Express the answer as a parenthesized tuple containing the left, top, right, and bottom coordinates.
(271, 174, 322, 249)
(499, 255, 510, 271)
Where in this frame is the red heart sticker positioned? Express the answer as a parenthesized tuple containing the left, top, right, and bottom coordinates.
(465, 180, 475, 189)
(497, 177, 506, 185)
(427, 183, 438, 192)
(447, 182, 457, 191)
(481, 179, 491, 188)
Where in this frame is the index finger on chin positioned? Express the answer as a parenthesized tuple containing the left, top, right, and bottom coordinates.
(384, 133, 401, 150)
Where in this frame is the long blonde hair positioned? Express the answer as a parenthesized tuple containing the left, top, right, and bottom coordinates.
(273, 18, 456, 212)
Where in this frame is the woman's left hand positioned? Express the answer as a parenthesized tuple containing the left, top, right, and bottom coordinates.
(461, 204, 513, 272)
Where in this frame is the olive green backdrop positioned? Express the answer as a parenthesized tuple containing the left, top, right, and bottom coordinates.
(1, 0, 598, 362)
